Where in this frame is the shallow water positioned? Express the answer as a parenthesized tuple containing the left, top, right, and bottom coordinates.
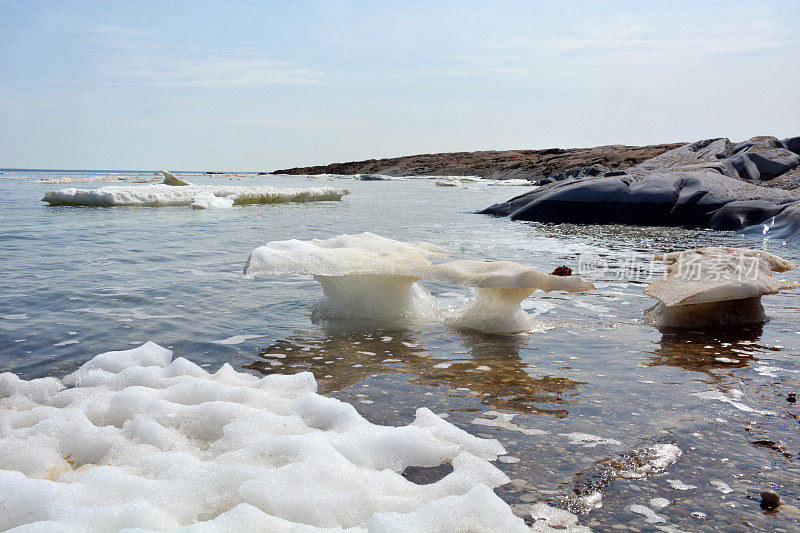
(1, 169, 799, 531)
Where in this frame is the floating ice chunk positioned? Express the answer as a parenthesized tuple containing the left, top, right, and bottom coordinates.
(434, 260, 594, 333)
(244, 233, 593, 333)
(159, 170, 192, 186)
(629, 504, 667, 524)
(644, 247, 799, 328)
(529, 503, 591, 532)
(190, 191, 235, 209)
(710, 480, 733, 494)
(0, 342, 525, 531)
(559, 432, 622, 448)
(244, 233, 448, 323)
(42, 184, 349, 207)
(649, 497, 670, 508)
(667, 479, 697, 490)
(1, 314, 29, 320)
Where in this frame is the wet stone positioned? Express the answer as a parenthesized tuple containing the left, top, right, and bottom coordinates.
(760, 489, 781, 509)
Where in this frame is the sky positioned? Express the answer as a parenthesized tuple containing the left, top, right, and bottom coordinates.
(1, 1, 799, 171)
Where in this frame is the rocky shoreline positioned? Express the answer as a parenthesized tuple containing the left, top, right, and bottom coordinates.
(269, 143, 683, 181)
(480, 136, 800, 245)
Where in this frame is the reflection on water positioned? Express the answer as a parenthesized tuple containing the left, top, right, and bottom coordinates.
(245, 329, 583, 418)
(647, 324, 775, 382)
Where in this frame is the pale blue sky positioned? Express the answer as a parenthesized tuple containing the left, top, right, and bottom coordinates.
(1, 1, 798, 171)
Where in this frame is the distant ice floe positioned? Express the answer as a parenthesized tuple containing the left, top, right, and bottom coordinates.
(41, 170, 349, 208)
(644, 247, 799, 328)
(356, 173, 407, 181)
(35, 175, 152, 184)
(0, 341, 584, 532)
(243, 232, 594, 334)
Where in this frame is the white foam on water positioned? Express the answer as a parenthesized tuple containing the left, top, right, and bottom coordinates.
(42, 184, 349, 207)
(0, 342, 544, 532)
(211, 334, 267, 345)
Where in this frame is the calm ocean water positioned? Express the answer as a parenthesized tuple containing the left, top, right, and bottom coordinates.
(1, 169, 799, 530)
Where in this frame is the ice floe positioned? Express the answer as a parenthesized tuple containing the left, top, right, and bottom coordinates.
(644, 247, 799, 328)
(244, 232, 593, 333)
(41, 171, 349, 208)
(0, 341, 562, 532)
(159, 170, 192, 186)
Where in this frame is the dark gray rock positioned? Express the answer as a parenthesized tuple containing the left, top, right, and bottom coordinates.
(481, 169, 796, 231)
(745, 149, 800, 180)
(733, 136, 783, 154)
(783, 136, 800, 155)
(480, 136, 800, 246)
(742, 202, 800, 244)
(760, 489, 781, 509)
(730, 153, 761, 180)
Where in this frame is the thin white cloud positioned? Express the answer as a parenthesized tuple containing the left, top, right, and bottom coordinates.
(76, 26, 324, 87)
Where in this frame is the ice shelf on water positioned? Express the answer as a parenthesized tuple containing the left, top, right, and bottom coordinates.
(41, 171, 349, 208)
(42, 184, 349, 208)
(244, 232, 593, 334)
(0, 342, 584, 532)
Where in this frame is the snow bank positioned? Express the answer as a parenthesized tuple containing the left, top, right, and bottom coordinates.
(0, 342, 548, 532)
(244, 233, 593, 333)
(644, 247, 798, 327)
(42, 184, 350, 207)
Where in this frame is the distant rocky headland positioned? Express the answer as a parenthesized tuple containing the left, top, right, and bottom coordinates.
(268, 143, 684, 181)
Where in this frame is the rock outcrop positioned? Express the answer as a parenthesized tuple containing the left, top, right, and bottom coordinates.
(480, 136, 800, 245)
(269, 143, 684, 181)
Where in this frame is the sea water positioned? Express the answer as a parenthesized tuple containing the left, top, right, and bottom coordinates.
(1, 169, 800, 531)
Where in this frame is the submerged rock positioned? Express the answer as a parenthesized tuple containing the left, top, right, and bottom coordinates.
(643, 247, 799, 328)
(569, 435, 681, 514)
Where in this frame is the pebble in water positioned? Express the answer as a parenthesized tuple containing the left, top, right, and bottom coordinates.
(760, 489, 781, 509)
